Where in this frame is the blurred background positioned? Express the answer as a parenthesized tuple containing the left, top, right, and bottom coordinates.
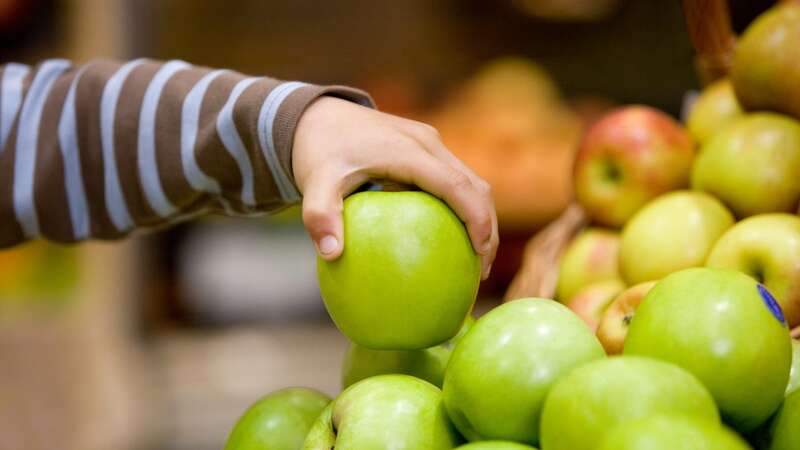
(0, 0, 777, 449)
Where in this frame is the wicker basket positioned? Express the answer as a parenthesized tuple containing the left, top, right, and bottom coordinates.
(503, 0, 739, 301)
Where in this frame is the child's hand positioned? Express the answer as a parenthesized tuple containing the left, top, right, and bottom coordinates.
(293, 96, 498, 279)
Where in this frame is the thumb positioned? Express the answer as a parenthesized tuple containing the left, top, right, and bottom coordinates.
(301, 176, 345, 261)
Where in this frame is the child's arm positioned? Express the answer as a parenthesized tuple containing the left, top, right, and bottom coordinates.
(0, 59, 497, 277)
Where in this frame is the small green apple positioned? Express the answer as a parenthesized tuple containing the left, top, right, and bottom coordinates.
(573, 106, 695, 227)
(619, 191, 734, 284)
(565, 279, 626, 332)
(732, 4, 800, 121)
(691, 113, 800, 218)
(540, 356, 720, 450)
(624, 268, 792, 432)
(706, 213, 800, 328)
(556, 228, 621, 302)
(303, 375, 460, 449)
(767, 389, 800, 450)
(455, 442, 537, 450)
(596, 281, 657, 355)
(788, 339, 800, 395)
(596, 414, 751, 450)
(224, 387, 330, 450)
(686, 78, 743, 146)
(341, 316, 474, 388)
(444, 298, 605, 445)
(317, 191, 480, 350)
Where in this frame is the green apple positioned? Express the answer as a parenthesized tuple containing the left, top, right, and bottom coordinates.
(573, 105, 695, 227)
(341, 316, 474, 389)
(556, 228, 621, 302)
(456, 442, 537, 450)
(686, 78, 743, 146)
(732, 4, 800, 121)
(224, 387, 330, 450)
(596, 281, 657, 355)
(303, 375, 459, 449)
(540, 356, 720, 450)
(706, 214, 800, 328)
(691, 113, 800, 218)
(565, 279, 626, 332)
(788, 339, 800, 395)
(596, 414, 751, 450)
(619, 191, 734, 284)
(624, 268, 792, 432)
(767, 389, 800, 450)
(317, 191, 480, 350)
(443, 298, 605, 445)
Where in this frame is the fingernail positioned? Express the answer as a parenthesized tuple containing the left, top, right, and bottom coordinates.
(319, 235, 338, 255)
(481, 240, 492, 255)
(482, 263, 492, 280)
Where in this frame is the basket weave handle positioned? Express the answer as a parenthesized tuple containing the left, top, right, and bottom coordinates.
(681, 0, 737, 85)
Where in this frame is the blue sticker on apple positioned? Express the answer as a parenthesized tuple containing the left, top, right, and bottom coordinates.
(758, 284, 785, 325)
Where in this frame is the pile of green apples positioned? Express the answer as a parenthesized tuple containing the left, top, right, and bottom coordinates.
(222, 4, 800, 450)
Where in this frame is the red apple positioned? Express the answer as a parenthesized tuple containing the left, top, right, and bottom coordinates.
(566, 279, 626, 332)
(596, 281, 657, 355)
(574, 106, 695, 227)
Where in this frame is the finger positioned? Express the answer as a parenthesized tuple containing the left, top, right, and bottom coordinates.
(378, 149, 495, 265)
(301, 172, 355, 261)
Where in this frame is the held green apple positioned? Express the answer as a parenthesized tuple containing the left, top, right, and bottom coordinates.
(573, 105, 695, 227)
(767, 389, 800, 450)
(540, 356, 720, 450)
(788, 339, 800, 395)
(341, 316, 474, 388)
(565, 279, 626, 332)
(596, 281, 657, 355)
(596, 414, 752, 450)
(555, 228, 621, 302)
(691, 113, 800, 218)
(732, 4, 800, 121)
(443, 298, 605, 445)
(624, 268, 792, 432)
(317, 191, 480, 350)
(455, 442, 537, 450)
(302, 375, 459, 450)
(224, 387, 330, 450)
(686, 78, 744, 146)
(619, 191, 734, 285)
(706, 214, 800, 328)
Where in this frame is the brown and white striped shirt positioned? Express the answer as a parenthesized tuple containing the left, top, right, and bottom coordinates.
(0, 59, 372, 248)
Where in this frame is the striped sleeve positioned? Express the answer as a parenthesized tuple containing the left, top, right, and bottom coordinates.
(0, 59, 374, 247)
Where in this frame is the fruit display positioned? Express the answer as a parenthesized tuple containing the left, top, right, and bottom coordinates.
(223, 4, 800, 450)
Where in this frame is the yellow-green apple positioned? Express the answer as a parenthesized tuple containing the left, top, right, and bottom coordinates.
(596, 414, 751, 450)
(789, 339, 800, 395)
(341, 316, 474, 389)
(317, 191, 480, 350)
(596, 281, 657, 355)
(303, 375, 459, 449)
(624, 268, 792, 432)
(555, 228, 621, 302)
(691, 113, 800, 218)
(766, 389, 800, 450)
(732, 4, 800, 121)
(573, 105, 695, 227)
(456, 442, 537, 450)
(619, 191, 734, 284)
(443, 298, 605, 445)
(224, 388, 330, 450)
(540, 356, 720, 450)
(706, 214, 800, 328)
(686, 78, 743, 146)
(565, 279, 625, 332)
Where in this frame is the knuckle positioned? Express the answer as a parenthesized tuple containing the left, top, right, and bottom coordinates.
(448, 171, 473, 192)
(410, 121, 441, 141)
